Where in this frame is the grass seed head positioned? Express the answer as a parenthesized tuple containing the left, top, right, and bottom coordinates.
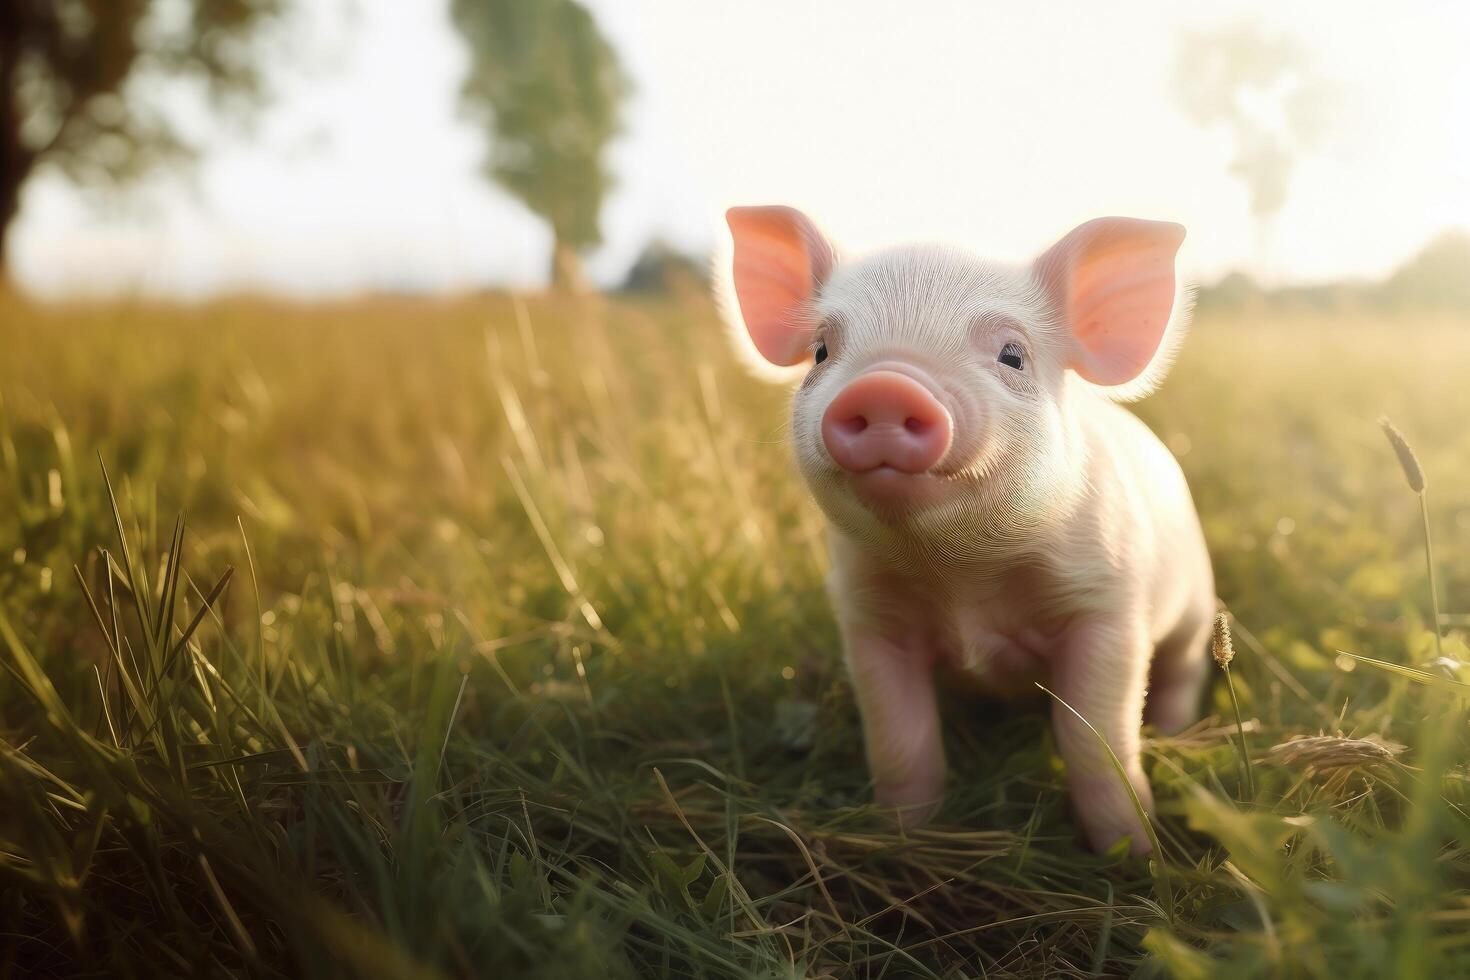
(1380, 417, 1426, 492)
(1211, 612, 1235, 668)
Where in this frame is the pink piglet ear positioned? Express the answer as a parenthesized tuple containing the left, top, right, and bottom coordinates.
(1034, 217, 1186, 387)
(726, 206, 835, 367)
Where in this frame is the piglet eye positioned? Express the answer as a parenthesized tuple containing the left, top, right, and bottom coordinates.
(813, 339, 829, 364)
(998, 342, 1025, 371)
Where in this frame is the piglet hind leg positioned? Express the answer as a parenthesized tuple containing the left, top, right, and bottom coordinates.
(843, 630, 946, 829)
(1144, 608, 1212, 736)
(1050, 618, 1156, 855)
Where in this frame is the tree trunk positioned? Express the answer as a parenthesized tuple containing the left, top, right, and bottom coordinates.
(0, 23, 26, 292)
(0, 171, 19, 289)
(549, 238, 591, 294)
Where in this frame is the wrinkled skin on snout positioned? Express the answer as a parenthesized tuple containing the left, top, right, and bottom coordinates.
(723, 205, 1216, 855)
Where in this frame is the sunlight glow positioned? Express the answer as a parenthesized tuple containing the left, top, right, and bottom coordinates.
(11, 0, 1469, 296)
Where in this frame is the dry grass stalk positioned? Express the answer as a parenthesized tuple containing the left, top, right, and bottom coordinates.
(1268, 733, 1406, 772)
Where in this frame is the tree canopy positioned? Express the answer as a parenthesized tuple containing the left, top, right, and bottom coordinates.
(450, 0, 630, 289)
(0, 0, 288, 274)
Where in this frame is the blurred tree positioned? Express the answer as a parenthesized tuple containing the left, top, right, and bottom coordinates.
(0, 0, 289, 282)
(618, 239, 707, 295)
(1172, 24, 1336, 272)
(451, 0, 629, 292)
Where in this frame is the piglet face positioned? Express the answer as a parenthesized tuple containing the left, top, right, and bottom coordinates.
(790, 246, 1071, 533)
(723, 207, 1186, 540)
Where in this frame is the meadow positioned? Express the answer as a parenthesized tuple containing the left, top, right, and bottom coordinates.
(1, 289, 1468, 978)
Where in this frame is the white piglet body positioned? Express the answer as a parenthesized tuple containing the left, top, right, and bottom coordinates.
(724, 208, 1215, 854)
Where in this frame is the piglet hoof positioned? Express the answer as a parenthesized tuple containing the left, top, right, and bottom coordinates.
(1069, 773, 1155, 857)
(1143, 697, 1199, 738)
(875, 782, 943, 831)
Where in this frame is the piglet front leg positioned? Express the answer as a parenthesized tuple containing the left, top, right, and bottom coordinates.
(843, 628, 946, 828)
(1050, 617, 1156, 855)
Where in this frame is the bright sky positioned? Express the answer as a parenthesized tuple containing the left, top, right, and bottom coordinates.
(11, 0, 1470, 297)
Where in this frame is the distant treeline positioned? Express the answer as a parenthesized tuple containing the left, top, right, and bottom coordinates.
(1196, 231, 1470, 314)
(623, 230, 1470, 315)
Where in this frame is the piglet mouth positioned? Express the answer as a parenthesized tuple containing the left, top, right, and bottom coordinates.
(844, 466, 951, 511)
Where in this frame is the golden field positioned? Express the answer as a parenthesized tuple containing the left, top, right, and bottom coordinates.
(1, 292, 1468, 977)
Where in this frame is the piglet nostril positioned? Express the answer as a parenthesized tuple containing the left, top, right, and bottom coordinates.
(904, 416, 927, 434)
(846, 416, 869, 434)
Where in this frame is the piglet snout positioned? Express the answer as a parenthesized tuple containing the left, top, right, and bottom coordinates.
(821, 371, 952, 475)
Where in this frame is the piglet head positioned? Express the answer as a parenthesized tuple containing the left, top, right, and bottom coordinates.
(724, 206, 1186, 540)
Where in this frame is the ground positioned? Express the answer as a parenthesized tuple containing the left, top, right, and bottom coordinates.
(1, 291, 1468, 978)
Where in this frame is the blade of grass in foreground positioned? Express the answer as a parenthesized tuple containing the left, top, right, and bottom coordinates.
(99, 455, 156, 655)
(1036, 683, 1175, 923)
(1336, 651, 1470, 692)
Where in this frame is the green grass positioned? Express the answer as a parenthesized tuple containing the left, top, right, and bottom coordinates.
(1, 290, 1468, 977)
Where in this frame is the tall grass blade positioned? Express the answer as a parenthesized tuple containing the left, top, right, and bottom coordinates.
(1336, 650, 1470, 692)
(1035, 683, 1174, 920)
(156, 565, 235, 685)
(99, 454, 154, 647)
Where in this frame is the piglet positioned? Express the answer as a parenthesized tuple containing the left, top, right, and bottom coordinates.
(722, 206, 1215, 854)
